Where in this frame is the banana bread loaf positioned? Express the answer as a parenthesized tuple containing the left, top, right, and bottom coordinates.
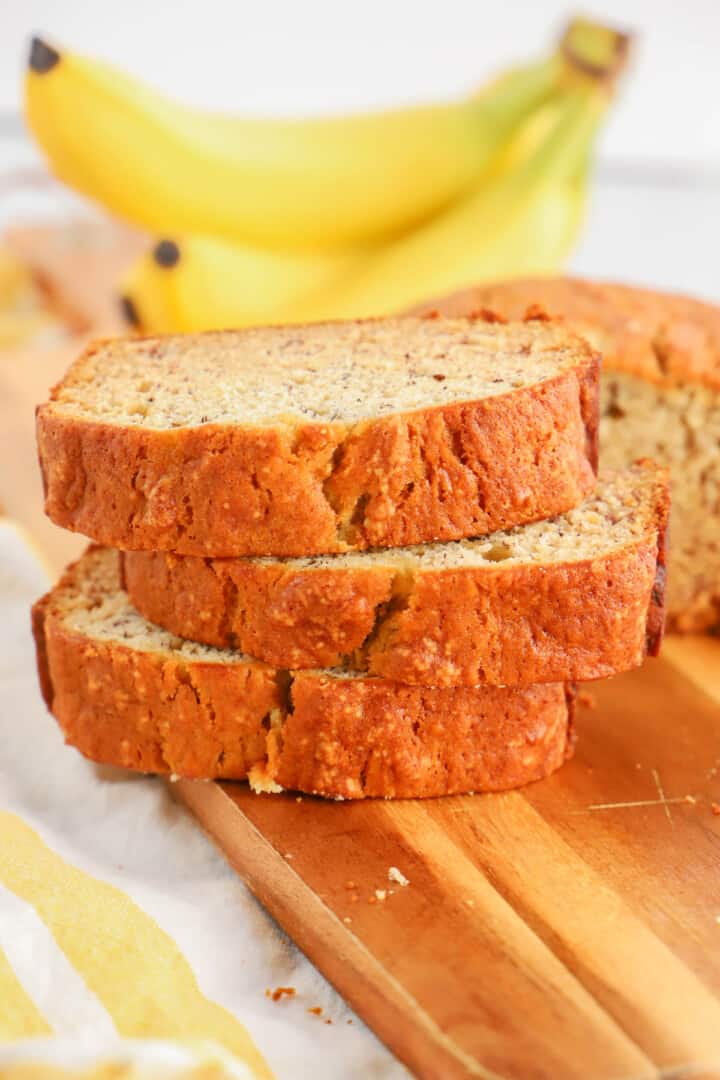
(414, 278, 720, 632)
(36, 316, 599, 557)
(32, 548, 575, 799)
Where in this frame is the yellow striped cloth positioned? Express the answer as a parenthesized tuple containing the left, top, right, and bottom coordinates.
(0, 522, 403, 1080)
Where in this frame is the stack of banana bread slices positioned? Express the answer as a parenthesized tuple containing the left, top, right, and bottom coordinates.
(32, 315, 669, 799)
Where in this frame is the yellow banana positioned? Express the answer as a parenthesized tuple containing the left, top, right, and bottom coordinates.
(291, 85, 610, 319)
(119, 96, 573, 333)
(124, 85, 607, 332)
(121, 236, 362, 333)
(27, 33, 577, 251)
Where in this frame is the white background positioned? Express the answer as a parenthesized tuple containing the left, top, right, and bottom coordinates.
(1, 0, 719, 298)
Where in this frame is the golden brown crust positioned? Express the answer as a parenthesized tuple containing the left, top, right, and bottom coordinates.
(121, 550, 395, 669)
(31, 591, 54, 710)
(36, 335, 599, 557)
(277, 677, 574, 799)
(31, 558, 573, 798)
(414, 277, 720, 391)
(33, 600, 278, 779)
(121, 464, 669, 687)
(645, 497, 669, 654)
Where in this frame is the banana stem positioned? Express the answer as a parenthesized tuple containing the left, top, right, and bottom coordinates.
(560, 16, 633, 85)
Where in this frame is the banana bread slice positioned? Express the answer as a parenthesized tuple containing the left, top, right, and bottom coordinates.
(36, 316, 599, 557)
(414, 278, 720, 632)
(122, 462, 668, 687)
(32, 548, 574, 799)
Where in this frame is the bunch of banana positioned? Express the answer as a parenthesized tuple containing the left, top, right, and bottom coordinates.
(25, 19, 630, 331)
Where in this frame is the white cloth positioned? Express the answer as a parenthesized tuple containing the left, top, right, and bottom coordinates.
(0, 521, 407, 1079)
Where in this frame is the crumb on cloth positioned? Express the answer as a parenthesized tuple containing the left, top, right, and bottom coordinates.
(266, 986, 296, 1002)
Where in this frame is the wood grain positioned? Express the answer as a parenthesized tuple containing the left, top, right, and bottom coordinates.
(177, 656, 720, 1080)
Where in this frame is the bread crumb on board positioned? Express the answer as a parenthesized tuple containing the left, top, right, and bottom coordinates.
(711, 802, 720, 816)
(248, 763, 283, 794)
(388, 866, 410, 887)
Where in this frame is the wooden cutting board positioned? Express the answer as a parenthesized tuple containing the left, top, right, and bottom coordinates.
(177, 645, 720, 1080)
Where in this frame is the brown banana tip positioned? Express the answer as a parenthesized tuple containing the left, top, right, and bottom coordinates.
(153, 240, 181, 268)
(120, 294, 141, 328)
(29, 36, 61, 73)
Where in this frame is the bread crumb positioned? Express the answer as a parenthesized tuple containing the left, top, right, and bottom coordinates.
(267, 986, 296, 1002)
(684, 795, 697, 804)
(388, 866, 409, 887)
(169, 773, 181, 783)
(325, 1018, 333, 1025)
(308, 1006, 323, 1016)
(523, 303, 551, 322)
(375, 889, 387, 901)
(712, 802, 720, 815)
(296, 796, 303, 803)
(343, 916, 352, 924)
(464, 898, 475, 908)
(468, 307, 508, 325)
(344, 880, 356, 890)
(284, 852, 293, 859)
(248, 764, 283, 794)
(368, 896, 377, 905)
